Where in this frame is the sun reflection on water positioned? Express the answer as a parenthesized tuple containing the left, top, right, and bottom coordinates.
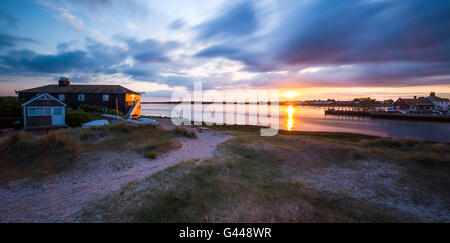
(287, 105, 294, 131)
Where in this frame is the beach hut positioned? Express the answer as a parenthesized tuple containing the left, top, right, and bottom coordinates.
(21, 93, 67, 130)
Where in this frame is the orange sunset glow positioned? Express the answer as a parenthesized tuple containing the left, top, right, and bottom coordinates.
(282, 91, 300, 99)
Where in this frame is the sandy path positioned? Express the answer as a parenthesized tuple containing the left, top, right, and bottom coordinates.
(0, 131, 231, 223)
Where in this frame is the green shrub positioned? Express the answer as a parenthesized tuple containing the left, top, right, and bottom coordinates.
(79, 104, 124, 117)
(0, 97, 23, 117)
(80, 104, 103, 113)
(66, 110, 92, 127)
(105, 109, 125, 117)
(145, 151, 158, 159)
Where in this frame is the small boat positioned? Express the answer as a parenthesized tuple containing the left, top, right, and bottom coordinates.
(136, 117, 159, 125)
(125, 118, 159, 125)
(82, 120, 109, 128)
(101, 114, 125, 121)
(125, 119, 142, 124)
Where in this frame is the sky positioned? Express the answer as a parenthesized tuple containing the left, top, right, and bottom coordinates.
(0, 0, 450, 101)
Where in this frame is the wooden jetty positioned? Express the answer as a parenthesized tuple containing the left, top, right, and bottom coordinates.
(325, 109, 450, 122)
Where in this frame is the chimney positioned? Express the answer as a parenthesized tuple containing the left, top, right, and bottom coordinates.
(58, 77, 70, 87)
(430, 92, 436, 97)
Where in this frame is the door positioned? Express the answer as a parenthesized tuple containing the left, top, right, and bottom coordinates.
(52, 107, 65, 125)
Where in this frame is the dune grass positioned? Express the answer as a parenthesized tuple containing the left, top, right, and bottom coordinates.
(207, 124, 449, 167)
(77, 130, 450, 222)
(0, 123, 196, 183)
(0, 131, 80, 184)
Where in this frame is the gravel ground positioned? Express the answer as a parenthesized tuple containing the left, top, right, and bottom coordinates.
(0, 129, 231, 222)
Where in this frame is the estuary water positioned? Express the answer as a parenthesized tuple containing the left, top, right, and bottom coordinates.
(142, 103, 450, 143)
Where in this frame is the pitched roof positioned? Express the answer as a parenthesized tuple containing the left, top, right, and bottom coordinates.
(396, 98, 434, 106)
(431, 96, 450, 102)
(19, 84, 139, 94)
(21, 93, 66, 107)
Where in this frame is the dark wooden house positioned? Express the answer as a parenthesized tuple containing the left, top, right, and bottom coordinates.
(18, 78, 141, 116)
(394, 97, 434, 111)
(21, 93, 67, 129)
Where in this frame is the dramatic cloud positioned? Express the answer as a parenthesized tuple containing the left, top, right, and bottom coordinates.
(119, 37, 179, 64)
(273, 0, 450, 65)
(0, 37, 179, 80)
(123, 68, 157, 79)
(196, 1, 258, 40)
(194, 44, 270, 72)
(193, 0, 450, 86)
(1, 0, 450, 97)
(168, 19, 185, 30)
(0, 10, 18, 26)
(72, 0, 148, 16)
(0, 33, 37, 50)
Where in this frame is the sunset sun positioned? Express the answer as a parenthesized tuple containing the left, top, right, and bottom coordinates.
(282, 91, 300, 99)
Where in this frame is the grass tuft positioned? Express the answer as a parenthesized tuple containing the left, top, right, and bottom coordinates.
(173, 127, 197, 139)
(145, 151, 158, 159)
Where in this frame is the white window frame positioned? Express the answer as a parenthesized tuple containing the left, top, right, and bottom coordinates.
(103, 94, 109, 101)
(59, 94, 65, 101)
(27, 107, 53, 116)
(78, 94, 85, 101)
(28, 107, 36, 116)
(53, 107, 63, 115)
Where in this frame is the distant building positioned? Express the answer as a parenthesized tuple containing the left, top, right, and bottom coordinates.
(18, 77, 141, 117)
(382, 99, 394, 106)
(21, 93, 67, 129)
(298, 100, 334, 106)
(426, 92, 450, 111)
(394, 96, 434, 111)
(353, 97, 378, 107)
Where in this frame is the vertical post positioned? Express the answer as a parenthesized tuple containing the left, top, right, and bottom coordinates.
(116, 97, 119, 117)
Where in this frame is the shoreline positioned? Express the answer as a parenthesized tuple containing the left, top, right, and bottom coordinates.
(143, 116, 450, 144)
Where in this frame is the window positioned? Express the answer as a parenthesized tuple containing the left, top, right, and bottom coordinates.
(103, 94, 109, 101)
(78, 94, 85, 101)
(53, 108, 62, 115)
(28, 108, 36, 116)
(59, 94, 65, 101)
(44, 108, 51, 115)
(28, 107, 51, 116)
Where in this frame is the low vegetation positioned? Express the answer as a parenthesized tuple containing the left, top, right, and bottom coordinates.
(65, 105, 124, 127)
(78, 127, 450, 222)
(0, 96, 23, 117)
(0, 123, 196, 184)
(2, 120, 448, 222)
(145, 151, 158, 159)
(173, 127, 197, 139)
(0, 131, 80, 183)
(65, 109, 93, 127)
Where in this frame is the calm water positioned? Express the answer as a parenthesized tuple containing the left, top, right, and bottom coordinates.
(142, 104, 450, 143)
